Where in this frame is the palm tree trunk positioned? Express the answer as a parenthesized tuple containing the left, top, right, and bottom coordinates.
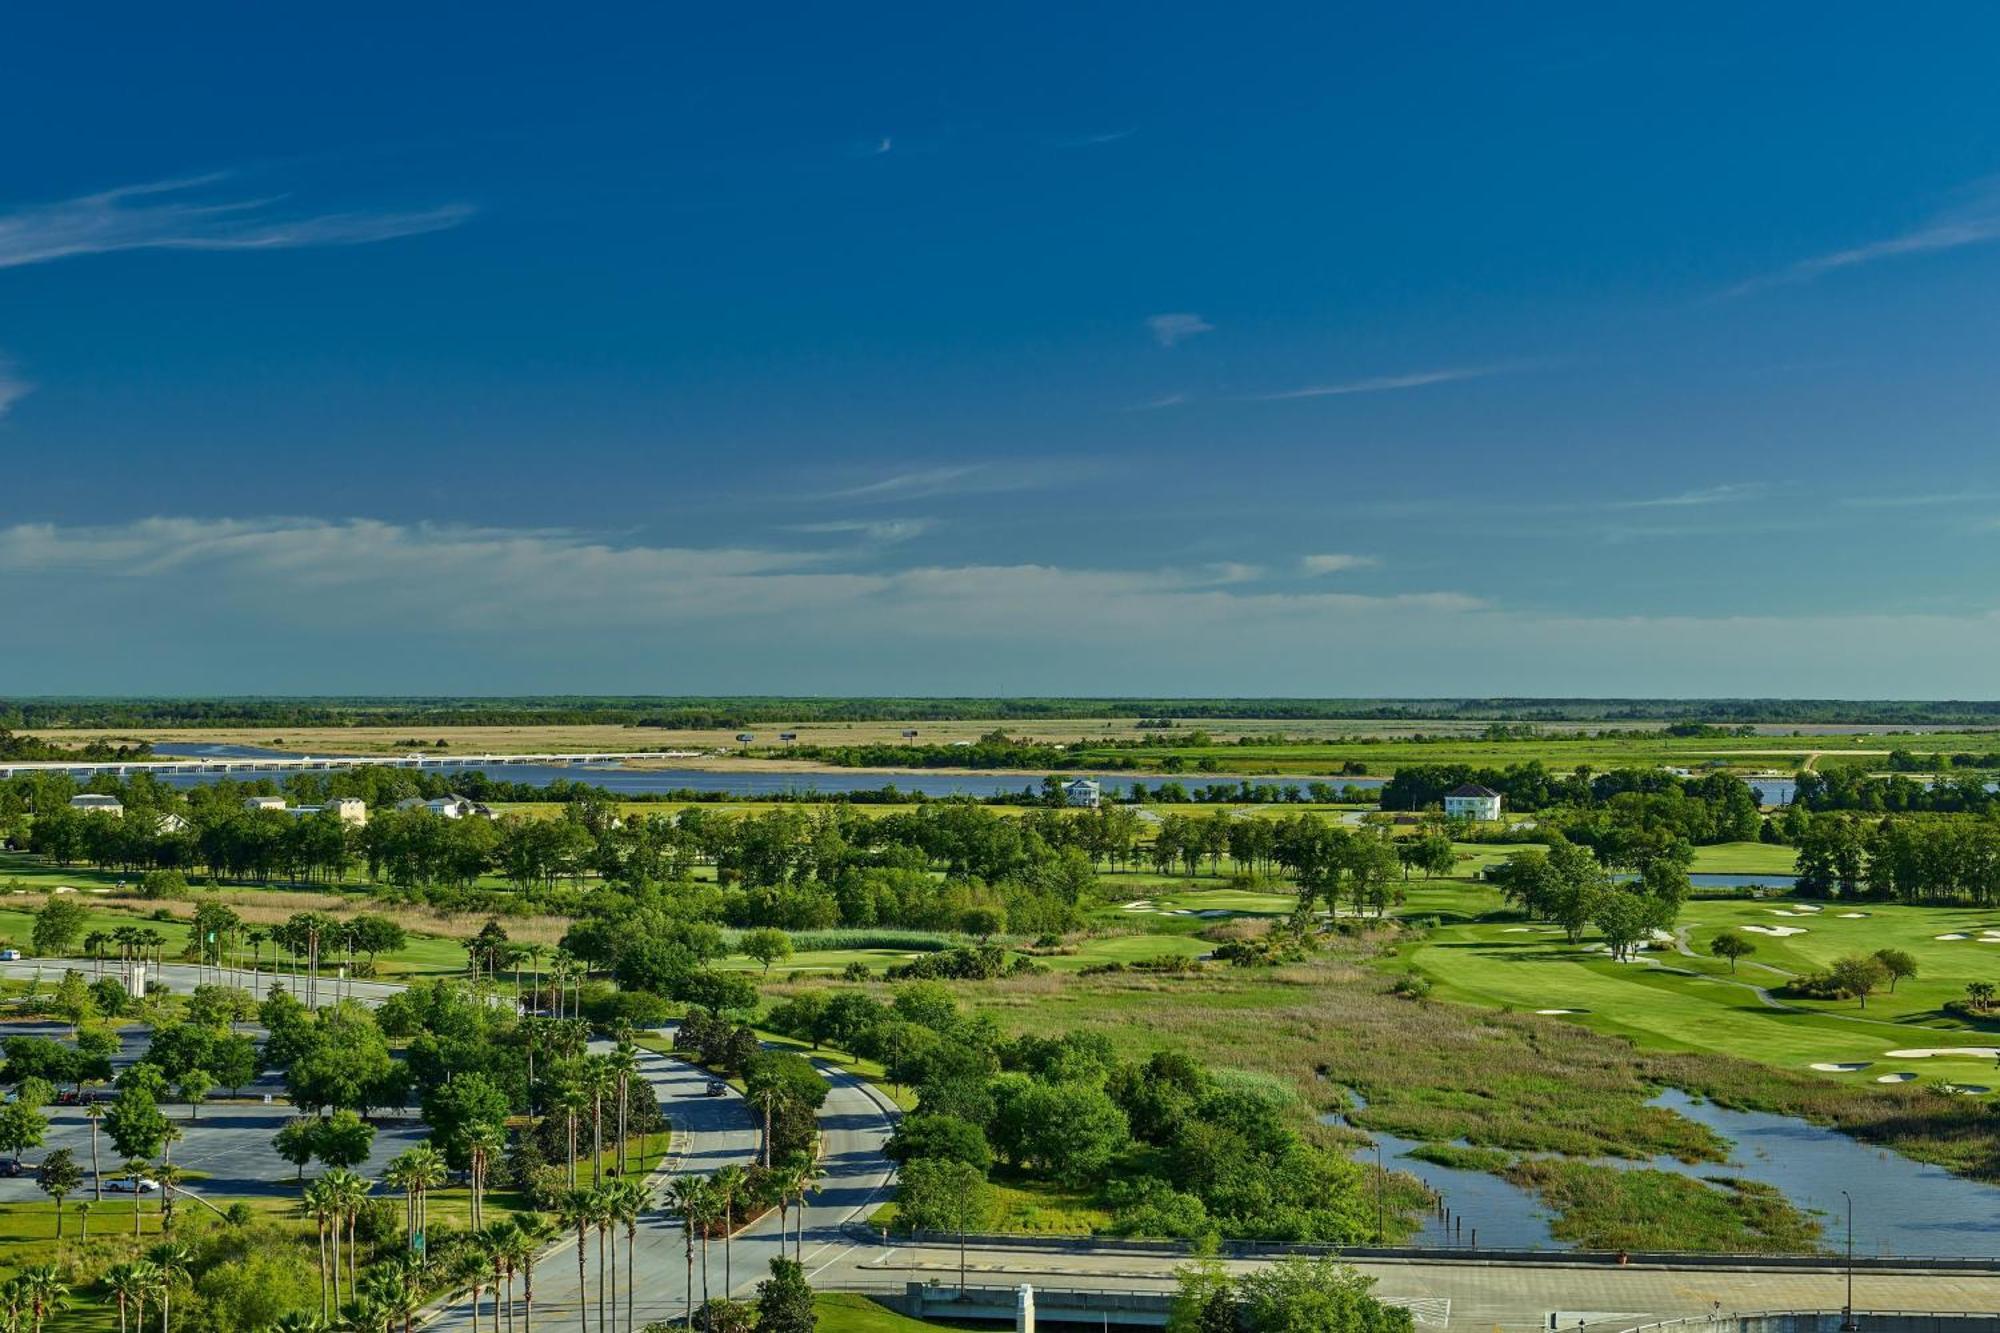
(524, 1249, 536, 1333)
(625, 1223, 636, 1333)
(574, 1223, 588, 1333)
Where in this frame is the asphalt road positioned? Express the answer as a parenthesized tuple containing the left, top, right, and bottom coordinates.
(425, 1048, 900, 1331)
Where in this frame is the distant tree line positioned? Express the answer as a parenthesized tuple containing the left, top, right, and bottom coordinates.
(18, 694, 2000, 729)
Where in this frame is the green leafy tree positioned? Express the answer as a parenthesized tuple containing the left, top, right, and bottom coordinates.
(175, 1070, 213, 1122)
(1829, 954, 1890, 1009)
(30, 897, 89, 958)
(0, 1100, 51, 1160)
(752, 1257, 816, 1333)
(35, 1149, 82, 1239)
(741, 928, 794, 976)
(1235, 1257, 1415, 1333)
(1873, 947, 1918, 993)
(314, 1109, 377, 1170)
(1708, 931, 1756, 974)
(51, 970, 94, 1036)
(208, 1035, 259, 1097)
(273, 1117, 320, 1182)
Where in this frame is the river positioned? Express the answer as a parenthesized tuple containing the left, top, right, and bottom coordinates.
(1339, 1089, 2000, 1257)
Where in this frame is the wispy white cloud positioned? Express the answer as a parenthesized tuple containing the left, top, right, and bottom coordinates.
(1610, 483, 1763, 510)
(0, 517, 1484, 645)
(1147, 312, 1213, 347)
(0, 175, 472, 269)
(1249, 366, 1500, 401)
(0, 360, 28, 420)
(1060, 129, 1136, 148)
(1300, 553, 1379, 575)
(788, 517, 937, 543)
(1727, 178, 2000, 295)
(1126, 391, 1190, 412)
(1840, 490, 2000, 509)
(809, 461, 1086, 503)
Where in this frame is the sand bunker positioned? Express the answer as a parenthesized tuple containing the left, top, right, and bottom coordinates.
(1884, 1047, 2000, 1060)
(1837, 912, 1869, 918)
(1935, 933, 1971, 941)
(1502, 927, 1535, 933)
(1950, 1085, 1992, 1095)
(1535, 1008, 1588, 1015)
(1743, 924, 1807, 937)
(1769, 909, 1807, 917)
(1790, 904, 1823, 913)
(1810, 1061, 1872, 1072)
(1876, 1072, 1917, 1083)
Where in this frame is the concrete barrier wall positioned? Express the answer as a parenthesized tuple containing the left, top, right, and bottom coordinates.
(870, 1227, 2000, 1275)
(1629, 1313, 2000, 1333)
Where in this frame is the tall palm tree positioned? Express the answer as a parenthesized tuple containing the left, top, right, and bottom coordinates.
(361, 1258, 424, 1333)
(591, 1187, 615, 1333)
(522, 944, 545, 1014)
(304, 1177, 339, 1317)
(104, 1262, 155, 1333)
(455, 1246, 494, 1333)
(710, 1165, 746, 1298)
(605, 1178, 649, 1333)
(747, 1087, 781, 1168)
(607, 1046, 640, 1177)
(552, 1072, 587, 1190)
(156, 1122, 185, 1231)
(322, 1169, 371, 1301)
(581, 1057, 615, 1187)
(84, 1102, 105, 1202)
(666, 1177, 706, 1333)
(554, 1190, 595, 1333)
(121, 1157, 151, 1237)
(789, 1155, 826, 1261)
(19, 1265, 68, 1333)
(466, 1125, 505, 1231)
(509, 1214, 551, 1333)
(382, 1152, 424, 1253)
(145, 1242, 192, 1333)
(401, 1144, 446, 1249)
(480, 1222, 519, 1333)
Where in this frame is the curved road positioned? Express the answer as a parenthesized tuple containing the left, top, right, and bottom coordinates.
(18, 959, 1994, 1331)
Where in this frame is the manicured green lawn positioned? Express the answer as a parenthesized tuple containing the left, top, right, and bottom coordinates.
(816, 1292, 948, 1333)
(1407, 893, 2000, 1086)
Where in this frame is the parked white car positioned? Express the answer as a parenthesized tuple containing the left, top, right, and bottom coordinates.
(104, 1176, 159, 1194)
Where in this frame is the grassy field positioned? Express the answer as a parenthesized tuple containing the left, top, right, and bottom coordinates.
(815, 1292, 949, 1333)
(0, 851, 549, 978)
(1406, 890, 2000, 1084)
(34, 717, 2000, 779)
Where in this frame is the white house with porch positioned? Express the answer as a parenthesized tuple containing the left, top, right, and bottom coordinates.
(1442, 783, 1503, 821)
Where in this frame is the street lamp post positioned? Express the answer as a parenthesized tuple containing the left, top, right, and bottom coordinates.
(1839, 1189, 1858, 1332)
(1373, 1142, 1385, 1244)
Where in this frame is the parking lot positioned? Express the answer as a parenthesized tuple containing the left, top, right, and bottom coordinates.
(0, 1022, 429, 1202)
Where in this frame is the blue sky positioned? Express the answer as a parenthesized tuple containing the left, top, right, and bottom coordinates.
(6, 4, 2000, 696)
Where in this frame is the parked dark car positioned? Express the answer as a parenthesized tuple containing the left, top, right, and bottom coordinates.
(705, 1080, 727, 1097)
(0, 1159, 22, 1178)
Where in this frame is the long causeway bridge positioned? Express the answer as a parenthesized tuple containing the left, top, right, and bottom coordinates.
(0, 751, 699, 780)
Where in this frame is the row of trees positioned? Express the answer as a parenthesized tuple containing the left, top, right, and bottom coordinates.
(1793, 812, 2000, 904)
